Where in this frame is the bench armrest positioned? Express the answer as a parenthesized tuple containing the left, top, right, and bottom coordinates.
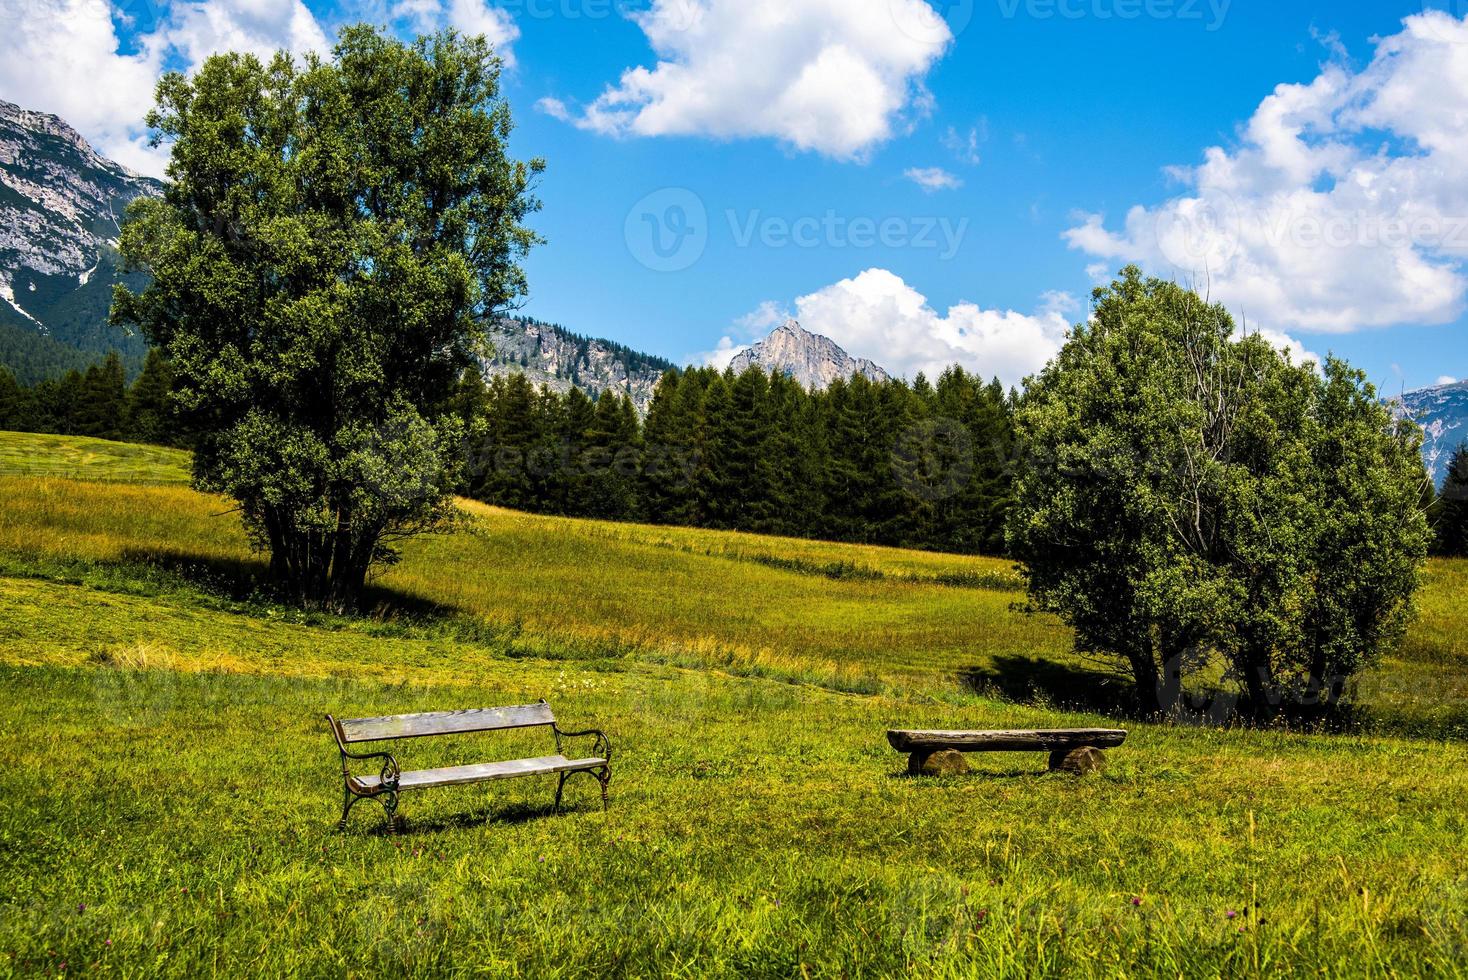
(326, 715, 400, 793)
(555, 726, 612, 764)
(340, 748, 401, 793)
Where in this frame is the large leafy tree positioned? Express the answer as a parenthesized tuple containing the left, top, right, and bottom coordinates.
(1006, 270, 1228, 714)
(1008, 268, 1430, 718)
(113, 26, 542, 609)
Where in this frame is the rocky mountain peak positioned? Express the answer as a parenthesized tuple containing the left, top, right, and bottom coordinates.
(479, 316, 675, 413)
(0, 100, 134, 178)
(1392, 378, 1467, 485)
(0, 99, 160, 372)
(729, 319, 890, 390)
(0, 99, 162, 281)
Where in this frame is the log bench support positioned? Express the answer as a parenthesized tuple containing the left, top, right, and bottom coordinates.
(888, 728, 1127, 776)
(327, 701, 611, 831)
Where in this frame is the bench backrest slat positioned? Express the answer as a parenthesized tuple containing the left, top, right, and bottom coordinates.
(339, 703, 555, 742)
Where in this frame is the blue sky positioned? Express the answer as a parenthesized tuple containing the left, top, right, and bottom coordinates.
(3, 0, 1466, 392)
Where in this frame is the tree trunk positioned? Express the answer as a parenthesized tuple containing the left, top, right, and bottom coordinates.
(1241, 657, 1281, 720)
(1128, 640, 1166, 717)
(260, 514, 376, 613)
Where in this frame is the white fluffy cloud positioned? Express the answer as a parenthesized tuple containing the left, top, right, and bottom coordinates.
(734, 268, 1075, 387)
(0, 0, 517, 179)
(535, 96, 571, 121)
(163, 0, 329, 68)
(387, 0, 518, 63)
(697, 335, 749, 369)
(0, 0, 330, 177)
(1065, 11, 1468, 335)
(1253, 326, 1319, 370)
(904, 166, 962, 192)
(0, 0, 169, 174)
(575, 0, 954, 160)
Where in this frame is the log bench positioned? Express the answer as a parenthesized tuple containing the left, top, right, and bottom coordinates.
(888, 728, 1126, 775)
(326, 701, 611, 831)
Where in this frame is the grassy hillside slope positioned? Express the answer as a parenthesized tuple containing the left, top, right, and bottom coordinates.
(1, 432, 1465, 976)
(0, 431, 189, 484)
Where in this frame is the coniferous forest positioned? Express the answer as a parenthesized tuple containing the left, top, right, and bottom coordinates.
(457, 364, 1019, 555)
(0, 349, 179, 447)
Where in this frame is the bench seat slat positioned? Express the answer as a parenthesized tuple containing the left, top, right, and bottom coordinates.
(356, 755, 607, 792)
(340, 704, 555, 742)
(888, 728, 1127, 753)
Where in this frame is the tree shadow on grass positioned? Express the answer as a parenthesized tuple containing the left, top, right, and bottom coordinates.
(117, 546, 468, 624)
(959, 653, 1426, 736)
(960, 654, 1139, 717)
(117, 546, 269, 600)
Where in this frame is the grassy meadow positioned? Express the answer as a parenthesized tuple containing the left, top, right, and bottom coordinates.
(0, 432, 1465, 977)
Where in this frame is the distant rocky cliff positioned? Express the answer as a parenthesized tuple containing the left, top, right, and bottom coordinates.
(481, 317, 674, 412)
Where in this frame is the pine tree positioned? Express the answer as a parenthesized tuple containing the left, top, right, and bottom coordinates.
(125, 348, 178, 445)
(698, 373, 738, 528)
(558, 387, 597, 515)
(749, 371, 809, 535)
(817, 377, 869, 542)
(0, 368, 22, 431)
(615, 392, 644, 521)
(45, 370, 86, 435)
(642, 369, 706, 525)
(870, 378, 922, 545)
(474, 373, 538, 508)
(726, 366, 773, 529)
(526, 384, 567, 509)
(583, 391, 640, 519)
(1439, 443, 1468, 558)
(73, 352, 127, 440)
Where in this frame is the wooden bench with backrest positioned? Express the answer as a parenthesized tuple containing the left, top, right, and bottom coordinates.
(888, 728, 1127, 775)
(326, 701, 611, 831)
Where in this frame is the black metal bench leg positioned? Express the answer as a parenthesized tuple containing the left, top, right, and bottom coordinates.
(554, 771, 569, 812)
(598, 767, 611, 811)
(339, 786, 359, 831)
(340, 788, 400, 832)
(378, 791, 400, 833)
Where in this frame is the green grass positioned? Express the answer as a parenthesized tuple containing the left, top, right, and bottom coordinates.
(0, 476, 1074, 698)
(0, 431, 190, 485)
(1, 431, 1466, 977)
